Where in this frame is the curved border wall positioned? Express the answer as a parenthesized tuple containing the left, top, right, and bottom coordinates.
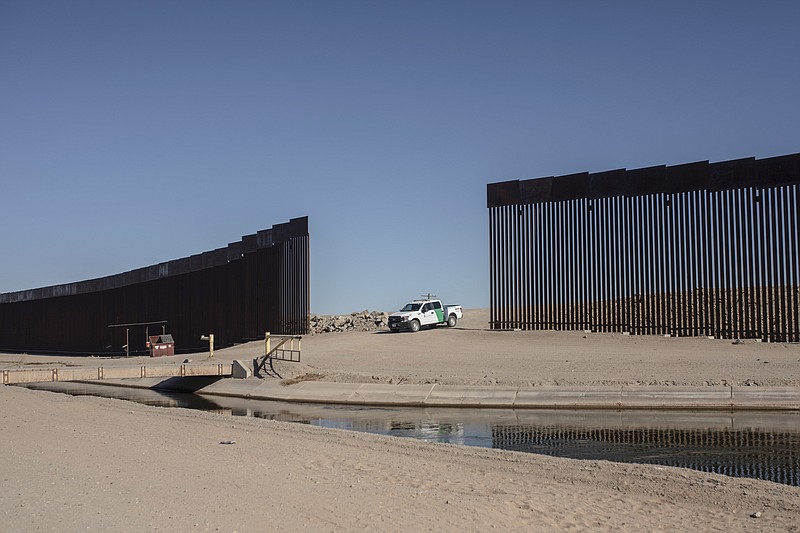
(487, 154, 800, 341)
(0, 217, 309, 355)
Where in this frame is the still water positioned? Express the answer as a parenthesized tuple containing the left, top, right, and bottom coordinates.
(24, 381, 800, 486)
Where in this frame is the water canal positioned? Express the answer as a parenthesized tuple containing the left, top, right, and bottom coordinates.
(22, 381, 800, 487)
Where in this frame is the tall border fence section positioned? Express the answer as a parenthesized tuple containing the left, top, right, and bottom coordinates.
(0, 217, 309, 355)
(488, 154, 800, 342)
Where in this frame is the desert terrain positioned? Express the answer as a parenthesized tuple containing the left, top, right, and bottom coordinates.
(1, 309, 799, 531)
(224, 309, 800, 388)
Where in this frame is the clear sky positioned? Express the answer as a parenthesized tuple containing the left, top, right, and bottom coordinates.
(1, 1, 798, 315)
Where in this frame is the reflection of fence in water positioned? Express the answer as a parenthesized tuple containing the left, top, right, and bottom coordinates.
(492, 424, 800, 486)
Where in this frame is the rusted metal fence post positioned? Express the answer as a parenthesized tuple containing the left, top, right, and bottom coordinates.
(488, 154, 800, 342)
(0, 217, 310, 355)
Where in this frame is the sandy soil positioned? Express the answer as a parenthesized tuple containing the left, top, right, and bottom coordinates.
(3, 309, 798, 388)
(2, 385, 799, 532)
(217, 309, 800, 387)
(2, 310, 799, 531)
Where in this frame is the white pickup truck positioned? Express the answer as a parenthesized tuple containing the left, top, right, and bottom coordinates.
(388, 298, 463, 332)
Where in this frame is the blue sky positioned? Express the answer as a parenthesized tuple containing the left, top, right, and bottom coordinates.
(1, 1, 798, 315)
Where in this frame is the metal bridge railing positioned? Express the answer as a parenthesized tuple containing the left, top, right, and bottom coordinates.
(254, 332, 301, 378)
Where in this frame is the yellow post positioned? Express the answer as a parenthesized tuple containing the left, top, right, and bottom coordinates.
(265, 331, 271, 356)
(209, 334, 214, 359)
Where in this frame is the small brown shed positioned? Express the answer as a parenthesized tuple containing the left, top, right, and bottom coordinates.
(148, 334, 175, 357)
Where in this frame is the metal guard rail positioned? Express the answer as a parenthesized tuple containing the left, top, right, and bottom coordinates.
(254, 333, 301, 378)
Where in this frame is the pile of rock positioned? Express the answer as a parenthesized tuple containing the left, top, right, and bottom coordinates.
(309, 311, 389, 334)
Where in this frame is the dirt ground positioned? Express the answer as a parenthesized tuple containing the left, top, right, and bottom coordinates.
(3, 309, 797, 388)
(1, 309, 799, 531)
(216, 309, 800, 388)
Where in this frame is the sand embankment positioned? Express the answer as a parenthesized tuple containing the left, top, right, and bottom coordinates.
(217, 309, 800, 388)
(1, 309, 799, 531)
(2, 384, 800, 532)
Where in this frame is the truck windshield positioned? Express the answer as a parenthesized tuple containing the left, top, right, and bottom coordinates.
(400, 303, 422, 312)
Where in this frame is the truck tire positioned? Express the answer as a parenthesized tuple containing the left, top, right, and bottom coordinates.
(447, 314, 457, 327)
(409, 319, 421, 333)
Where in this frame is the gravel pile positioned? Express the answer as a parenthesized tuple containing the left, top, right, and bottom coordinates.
(309, 311, 389, 334)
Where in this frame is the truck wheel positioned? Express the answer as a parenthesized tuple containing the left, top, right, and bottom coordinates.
(409, 319, 420, 333)
(447, 315, 457, 327)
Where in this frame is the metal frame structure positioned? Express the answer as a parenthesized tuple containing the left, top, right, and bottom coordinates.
(254, 333, 302, 378)
(0, 217, 310, 355)
(487, 154, 800, 341)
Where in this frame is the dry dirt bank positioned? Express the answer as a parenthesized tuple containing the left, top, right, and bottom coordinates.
(2, 310, 798, 389)
(1, 384, 798, 532)
(215, 309, 800, 388)
(2, 311, 799, 531)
